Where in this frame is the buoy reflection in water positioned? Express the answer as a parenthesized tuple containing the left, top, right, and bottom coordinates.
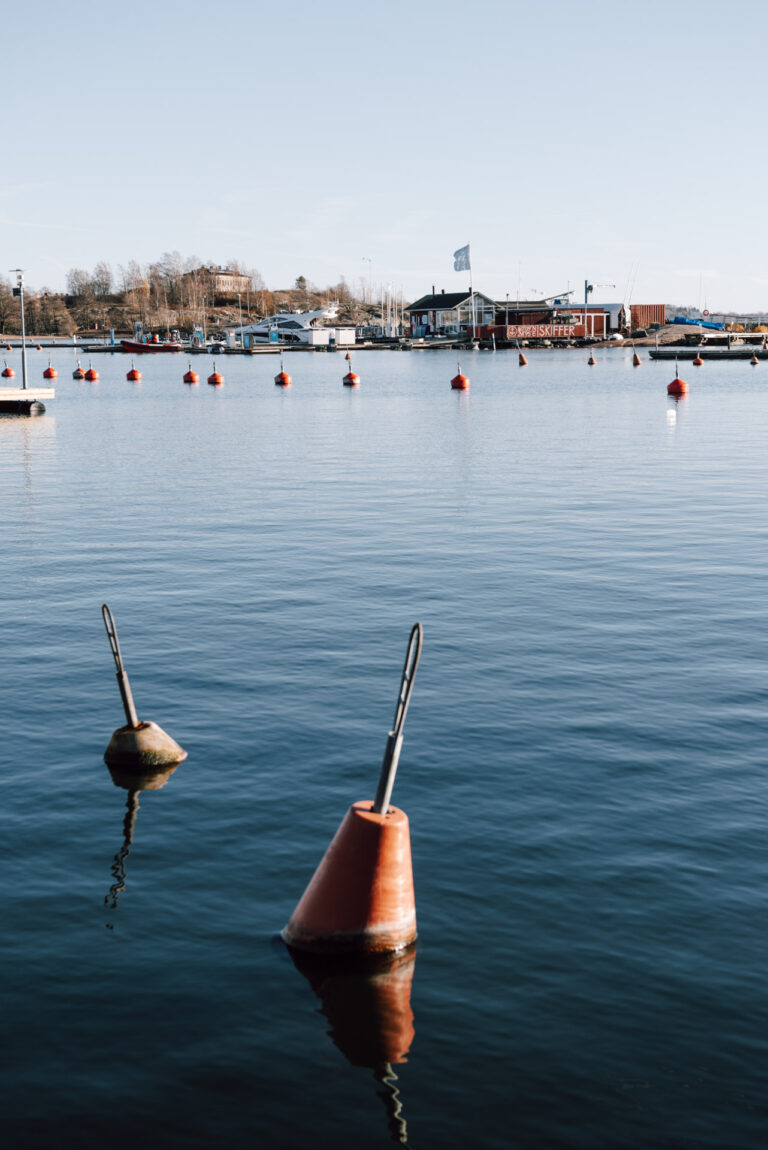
(104, 761, 179, 918)
(289, 947, 416, 1145)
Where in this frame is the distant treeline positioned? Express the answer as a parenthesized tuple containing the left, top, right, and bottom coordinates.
(0, 253, 373, 335)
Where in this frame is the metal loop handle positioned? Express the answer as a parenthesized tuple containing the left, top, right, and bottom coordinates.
(373, 623, 423, 815)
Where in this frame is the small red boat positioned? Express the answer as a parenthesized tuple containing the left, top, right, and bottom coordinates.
(121, 338, 182, 354)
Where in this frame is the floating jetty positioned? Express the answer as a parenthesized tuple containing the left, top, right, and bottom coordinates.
(650, 347, 768, 360)
(0, 387, 54, 414)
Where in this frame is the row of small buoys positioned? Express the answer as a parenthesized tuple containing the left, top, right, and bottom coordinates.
(2, 360, 14, 378)
(451, 352, 469, 390)
(207, 361, 224, 386)
(126, 359, 142, 382)
(274, 356, 291, 387)
(183, 363, 199, 384)
(73, 359, 85, 379)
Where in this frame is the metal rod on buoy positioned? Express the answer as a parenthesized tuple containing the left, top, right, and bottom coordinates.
(372, 623, 423, 815)
(102, 604, 139, 729)
(9, 269, 28, 390)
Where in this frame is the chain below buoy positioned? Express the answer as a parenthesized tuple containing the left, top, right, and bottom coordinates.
(84, 361, 99, 381)
(2, 360, 15, 378)
(207, 361, 224, 386)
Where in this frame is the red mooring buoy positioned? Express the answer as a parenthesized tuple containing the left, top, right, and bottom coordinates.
(183, 364, 199, 384)
(43, 361, 57, 379)
(343, 370, 360, 387)
(73, 359, 85, 379)
(274, 356, 292, 386)
(281, 624, 423, 956)
(632, 351, 642, 366)
(693, 354, 704, 366)
(451, 351, 469, 390)
(207, 361, 224, 386)
(84, 361, 99, 381)
(667, 376, 688, 397)
(126, 359, 141, 381)
(588, 353, 597, 365)
(2, 360, 14, 378)
(36, 344, 43, 351)
(751, 353, 760, 365)
(519, 352, 528, 366)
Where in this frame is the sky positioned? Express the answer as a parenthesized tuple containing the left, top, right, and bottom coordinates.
(2, 0, 766, 311)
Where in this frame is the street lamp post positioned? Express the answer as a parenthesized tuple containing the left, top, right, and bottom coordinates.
(10, 269, 28, 390)
(237, 293, 243, 348)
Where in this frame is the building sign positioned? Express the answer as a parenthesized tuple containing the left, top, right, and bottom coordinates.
(505, 325, 579, 339)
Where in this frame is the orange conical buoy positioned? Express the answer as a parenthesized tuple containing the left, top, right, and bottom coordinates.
(43, 360, 57, 379)
(692, 354, 704, 366)
(36, 344, 43, 351)
(282, 624, 423, 956)
(751, 353, 760, 365)
(126, 359, 141, 381)
(183, 363, 199, 384)
(207, 361, 224, 385)
(2, 360, 14, 378)
(84, 361, 99, 381)
(632, 351, 642, 366)
(282, 801, 417, 955)
(274, 355, 292, 386)
(588, 353, 596, 365)
(518, 352, 527, 366)
(73, 359, 85, 379)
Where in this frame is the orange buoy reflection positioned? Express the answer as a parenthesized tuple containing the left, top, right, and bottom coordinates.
(288, 946, 416, 1145)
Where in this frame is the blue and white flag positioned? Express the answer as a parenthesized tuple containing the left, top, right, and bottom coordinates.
(453, 244, 471, 272)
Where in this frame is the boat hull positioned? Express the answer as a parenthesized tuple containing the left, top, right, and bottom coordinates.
(120, 340, 183, 354)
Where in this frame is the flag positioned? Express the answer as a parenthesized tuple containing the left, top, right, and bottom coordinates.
(453, 244, 471, 272)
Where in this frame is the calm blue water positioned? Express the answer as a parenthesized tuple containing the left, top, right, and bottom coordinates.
(2, 347, 767, 1148)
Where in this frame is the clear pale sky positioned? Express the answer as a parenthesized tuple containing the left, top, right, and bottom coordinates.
(3, 0, 765, 311)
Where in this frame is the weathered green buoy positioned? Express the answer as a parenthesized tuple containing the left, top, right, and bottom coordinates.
(102, 604, 187, 769)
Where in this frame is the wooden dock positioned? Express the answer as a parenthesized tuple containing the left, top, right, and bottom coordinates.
(0, 387, 55, 413)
